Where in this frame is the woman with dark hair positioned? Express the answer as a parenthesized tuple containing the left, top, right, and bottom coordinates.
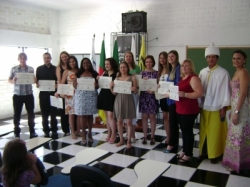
(97, 58, 118, 143)
(222, 50, 250, 172)
(164, 50, 181, 153)
(73, 57, 98, 144)
(56, 51, 70, 136)
(111, 62, 137, 149)
(139, 55, 159, 145)
(60, 56, 80, 139)
(1, 139, 41, 187)
(158, 51, 172, 144)
(124, 51, 141, 142)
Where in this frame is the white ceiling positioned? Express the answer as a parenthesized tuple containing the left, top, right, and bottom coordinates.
(6, 0, 156, 11)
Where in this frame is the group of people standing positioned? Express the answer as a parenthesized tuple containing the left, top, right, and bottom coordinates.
(8, 45, 250, 173)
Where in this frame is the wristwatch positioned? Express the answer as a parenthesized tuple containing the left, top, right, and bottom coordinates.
(235, 110, 239, 114)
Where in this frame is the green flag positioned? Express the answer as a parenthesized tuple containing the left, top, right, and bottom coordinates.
(98, 38, 106, 75)
(113, 39, 119, 64)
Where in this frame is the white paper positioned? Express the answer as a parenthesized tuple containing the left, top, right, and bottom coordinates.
(113, 80, 132, 94)
(135, 75, 142, 84)
(50, 96, 63, 109)
(158, 81, 174, 94)
(57, 84, 74, 96)
(169, 85, 179, 101)
(139, 78, 157, 91)
(39, 80, 55, 91)
(77, 78, 95, 91)
(98, 77, 112, 89)
(155, 92, 166, 100)
(16, 73, 34, 84)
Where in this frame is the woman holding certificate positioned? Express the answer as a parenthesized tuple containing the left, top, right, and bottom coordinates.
(175, 59, 203, 163)
(74, 58, 98, 144)
(124, 51, 141, 142)
(56, 51, 70, 136)
(158, 51, 172, 144)
(60, 56, 79, 139)
(164, 50, 181, 153)
(139, 55, 159, 145)
(111, 62, 137, 149)
(97, 58, 118, 144)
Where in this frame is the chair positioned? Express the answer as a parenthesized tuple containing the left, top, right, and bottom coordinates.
(70, 165, 115, 187)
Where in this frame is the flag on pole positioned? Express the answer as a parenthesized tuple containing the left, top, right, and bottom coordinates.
(138, 33, 146, 71)
(113, 38, 119, 64)
(90, 34, 96, 70)
(98, 33, 106, 75)
(98, 33, 106, 125)
(131, 33, 136, 63)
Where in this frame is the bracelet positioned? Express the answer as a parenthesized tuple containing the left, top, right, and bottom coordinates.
(185, 93, 188, 98)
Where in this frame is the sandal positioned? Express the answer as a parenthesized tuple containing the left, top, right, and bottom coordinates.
(88, 133, 93, 143)
(150, 138, 155, 145)
(81, 139, 87, 145)
(109, 138, 116, 144)
(105, 137, 110, 141)
(177, 152, 185, 159)
(126, 143, 132, 149)
(178, 156, 192, 164)
(71, 133, 77, 140)
(142, 137, 147, 145)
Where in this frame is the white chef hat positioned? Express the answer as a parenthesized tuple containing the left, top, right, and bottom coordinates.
(205, 43, 220, 57)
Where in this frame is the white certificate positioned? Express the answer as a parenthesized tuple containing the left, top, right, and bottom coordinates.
(98, 77, 112, 89)
(139, 78, 157, 91)
(16, 73, 34, 84)
(39, 80, 55, 91)
(135, 74, 142, 84)
(158, 81, 174, 94)
(155, 92, 166, 100)
(50, 96, 63, 109)
(77, 78, 95, 91)
(169, 85, 179, 101)
(57, 84, 74, 96)
(113, 80, 132, 94)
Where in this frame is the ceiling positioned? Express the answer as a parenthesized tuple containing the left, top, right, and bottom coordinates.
(5, 0, 156, 11)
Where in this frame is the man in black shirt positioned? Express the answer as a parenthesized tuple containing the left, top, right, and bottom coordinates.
(36, 52, 58, 139)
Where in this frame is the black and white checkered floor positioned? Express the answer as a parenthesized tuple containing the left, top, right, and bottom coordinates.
(0, 114, 250, 187)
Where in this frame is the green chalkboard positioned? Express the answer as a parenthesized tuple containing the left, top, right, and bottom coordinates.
(187, 47, 250, 78)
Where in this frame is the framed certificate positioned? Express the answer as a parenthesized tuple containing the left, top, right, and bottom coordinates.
(113, 80, 132, 94)
(57, 84, 74, 96)
(16, 73, 34, 84)
(50, 96, 63, 109)
(39, 80, 55, 91)
(158, 81, 174, 94)
(169, 85, 179, 101)
(77, 78, 95, 91)
(139, 78, 157, 91)
(98, 77, 112, 89)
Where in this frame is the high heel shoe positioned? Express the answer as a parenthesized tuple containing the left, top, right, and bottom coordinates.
(150, 138, 155, 145)
(142, 137, 147, 145)
(163, 145, 178, 153)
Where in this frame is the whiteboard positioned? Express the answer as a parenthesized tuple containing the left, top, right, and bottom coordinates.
(148, 46, 187, 70)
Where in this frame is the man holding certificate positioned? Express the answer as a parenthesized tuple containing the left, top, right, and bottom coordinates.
(36, 52, 58, 139)
(8, 53, 37, 139)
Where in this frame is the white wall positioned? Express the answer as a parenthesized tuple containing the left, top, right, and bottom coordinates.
(59, 0, 250, 63)
(0, 1, 60, 119)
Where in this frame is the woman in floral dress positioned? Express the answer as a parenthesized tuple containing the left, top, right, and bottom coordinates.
(61, 56, 79, 139)
(222, 50, 250, 173)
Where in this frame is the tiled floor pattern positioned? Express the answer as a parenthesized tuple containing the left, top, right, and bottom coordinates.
(0, 115, 250, 187)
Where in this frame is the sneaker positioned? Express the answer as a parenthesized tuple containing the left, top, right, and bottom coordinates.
(30, 132, 38, 139)
(131, 138, 136, 143)
(44, 133, 50, 138)
(51, 132, 58, 139)
(64, 132, 70, 137)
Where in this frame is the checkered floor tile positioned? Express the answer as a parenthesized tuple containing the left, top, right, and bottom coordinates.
(1, 114, 250, 187)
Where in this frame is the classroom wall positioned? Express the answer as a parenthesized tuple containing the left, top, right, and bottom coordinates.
(59, 0, 250, 63)
(0, 1, 60, 119)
